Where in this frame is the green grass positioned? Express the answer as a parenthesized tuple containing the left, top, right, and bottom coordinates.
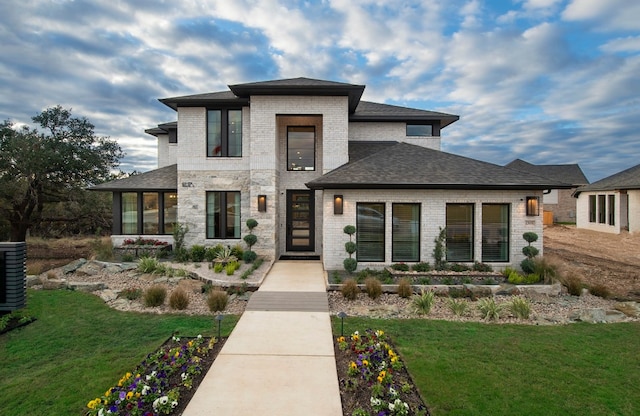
(0, 290, 238, 416)
(333, 317, 640, 416)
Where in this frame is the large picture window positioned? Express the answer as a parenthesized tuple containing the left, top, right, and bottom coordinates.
(287, 126, 315, 171)
(608, 195, 615, 226)
(482, 204, 509, 262)
(207, 109, 242, 157)
(406, 124, 433, 136)
(122, 193, 138, 234)
(143, 193, 159, 234)
(446, 204, 474, 262)
(163, 192, 178, 234)
(598, 195, 606, 224)
(392, 204, 420, 262)
(589, 195, 596, 223)
(206, 191, 241, 239)
(357, 203, 385, 262)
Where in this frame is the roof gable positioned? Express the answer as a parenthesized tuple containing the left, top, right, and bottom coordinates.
(506, 159, 589, 186)
(307, 143, 573, 190)
(574, 163, 640, 195)
(89, 164, 177, 191)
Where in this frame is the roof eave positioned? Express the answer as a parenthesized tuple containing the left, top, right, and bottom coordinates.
(349, 114, 459, 127)
(306, 183, 567, 191)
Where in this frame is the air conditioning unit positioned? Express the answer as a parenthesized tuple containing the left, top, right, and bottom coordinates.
(0, 242, 27, 312)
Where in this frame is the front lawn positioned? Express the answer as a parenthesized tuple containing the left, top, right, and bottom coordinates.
(0, 290, 237, 416)
(334, 317, 640, 415)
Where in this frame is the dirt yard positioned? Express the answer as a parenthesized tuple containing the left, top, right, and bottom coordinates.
(543, 225, 640, 300)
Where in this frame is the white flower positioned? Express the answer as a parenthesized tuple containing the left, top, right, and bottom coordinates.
(389, 402, 395, 411)
(153, 398, 160, 410)
(172, 400, 178, 408)
(389, 386, 398, 397)
(141, 385, 151, 395)
(197, 334, 203, 339)
(160, 396, 169, 405)
(181, 372, 188, 381)
(173, 336, 180, 342)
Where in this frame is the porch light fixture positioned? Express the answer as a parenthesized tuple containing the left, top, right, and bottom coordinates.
(215, 314, 224, 339)
(258, 195, 267, 212)
(334, 195, 343, 215)
(526, 196, 539, 216)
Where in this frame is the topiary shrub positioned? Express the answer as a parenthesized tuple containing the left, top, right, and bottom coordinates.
(364, 277, 382, 299)
(397, 278, 413, 298)
(343, 225, 357, 274)
(190, 245, 206, 262)
(243, 250, 257, 263)
(341, 278, 360, 300)
(520, 232, 540, 274)
(207, 290, 229, 312)
(243, 234, 257, 249)
(143, 285, 167, 307)
(343, 258, 357, 274)
(169, 288, 190, 310)
(520, 258, 536, 275)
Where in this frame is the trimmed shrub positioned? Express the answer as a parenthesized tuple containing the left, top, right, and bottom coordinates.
(412, 288, 435, 315)
(522, 246, 540, 258)
(520, 258, 536, 274)
(588, 283, 611, 299)
(143, 285, 167, 307)
(412, 262, 431, 272)
(242, 250, 257, 264)
(450, 263, 470, 272)
(391, 263, 410, 272)
(341, 279, 360, 300)
(397, 278, 413, 298)
(523, 232, 539, 244)
(364, 277, 383, 300)
(243, 234, 257, 248)
(169, 288, 190, 310)
(345, 241, 357, 255)
(204, 246, 220, 262)
(472, 261, 493, 272)
(343, 225, 356, 236)
(207, 290, 229, 312)
(190, 245, 206, 262)
(343, 258, 357, 274)
(246, 218, 258, 230)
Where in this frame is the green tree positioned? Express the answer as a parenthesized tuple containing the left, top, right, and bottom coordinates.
(0, 106, 123, 241)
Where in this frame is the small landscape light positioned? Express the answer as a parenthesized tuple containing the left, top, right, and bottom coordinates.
(215, 314, 224, 339)
(338, 311, 347, 337)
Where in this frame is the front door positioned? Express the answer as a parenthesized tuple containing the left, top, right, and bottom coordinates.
(286, 190, 314, 251)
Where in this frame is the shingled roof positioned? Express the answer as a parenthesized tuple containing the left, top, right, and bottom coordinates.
(89, 164, 177, 192)
(573, 163, 640, 196)
(306, 142, 573, 190)
(505, 159, 589, 186)
(352, 101, 459, 127)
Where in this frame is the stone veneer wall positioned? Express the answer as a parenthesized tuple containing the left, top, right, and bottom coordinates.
(320, 189, 544, 271)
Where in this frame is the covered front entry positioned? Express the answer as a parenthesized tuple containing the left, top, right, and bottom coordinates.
(286, 190, 314, 251)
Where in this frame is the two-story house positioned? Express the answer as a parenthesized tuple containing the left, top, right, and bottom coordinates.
(92, 77, 571, 271)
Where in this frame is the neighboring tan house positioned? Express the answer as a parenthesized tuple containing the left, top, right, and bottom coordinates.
(505, 159, 589, 224)
(574, 163, 640, 234)
(91, 77, 571, 271)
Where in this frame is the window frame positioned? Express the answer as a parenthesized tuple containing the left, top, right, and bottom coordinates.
(118, 191, 176, 235)
(287, 126, 316, 171)
(406, 124, 433, 137)
(206, 191, 241, 239)
(356, 202, 386, 262)
(481, 203, 510, 263)
(598, 194, 606, 224)
(392, 203, 421, 262)
(207, 109, 242, 157)
(446, 203, 475, 262)
(608, 194, 615, 226)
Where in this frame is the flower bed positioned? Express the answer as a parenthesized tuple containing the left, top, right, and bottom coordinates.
(335, 329, 429, 416)
(86, 335, 223, 416)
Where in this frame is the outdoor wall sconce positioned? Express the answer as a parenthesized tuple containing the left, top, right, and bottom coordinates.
(526, 196, 539, 216)
(334, 195, 343, 215)
(258, 195, 267, 212)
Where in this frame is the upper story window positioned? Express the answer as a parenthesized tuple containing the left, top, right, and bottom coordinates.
(287, 126, 315, 171)
(207, 109, 242, 157)
(406, 124, 433, 137)
(168, 129, 177, 144)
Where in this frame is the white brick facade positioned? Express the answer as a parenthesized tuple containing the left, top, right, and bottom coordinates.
(349, 122, 441, 150)
(157, 133, 177, 168)
(576, 190, 640, 234)
(320, 189, 544, 270)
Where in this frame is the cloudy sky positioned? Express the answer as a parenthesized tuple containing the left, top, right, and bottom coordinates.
(1, 0, 639, 182)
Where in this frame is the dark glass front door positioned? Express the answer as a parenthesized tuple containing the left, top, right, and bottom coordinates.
(286, 190, 314, 251)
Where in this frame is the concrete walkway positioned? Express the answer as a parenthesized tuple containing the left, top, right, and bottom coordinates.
(182, 261, 343, 416)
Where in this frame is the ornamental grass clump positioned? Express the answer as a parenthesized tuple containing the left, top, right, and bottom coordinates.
(509, 296, 531, 320)
(207, 290, 228, 312)
(365, 277, 383, 299)
(411, 288, 435, 315)
(341, 278, 360, 300)
(588, 283, 611, 299)
(138, 256, 159, 273)
(397, 278, 413, 298)
(143, 285, 167, 307)
(446, 297, 469, 316)
(561, 273, 583, 296)
(477, 297, 504, 321)
(169, 288, 190, 310)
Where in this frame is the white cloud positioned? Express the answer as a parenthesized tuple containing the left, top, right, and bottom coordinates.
(600, 36, 640, 53)
(563, 0, 640, 31)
